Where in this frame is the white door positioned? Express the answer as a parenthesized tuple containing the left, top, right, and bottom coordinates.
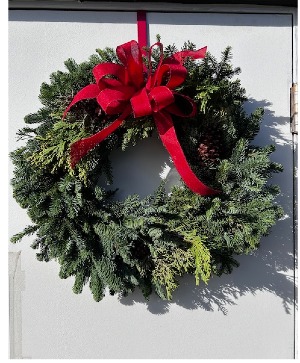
(8, 7, 296, 359)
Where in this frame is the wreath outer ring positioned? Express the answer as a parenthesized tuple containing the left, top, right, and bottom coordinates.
(10, 40, 283, 301)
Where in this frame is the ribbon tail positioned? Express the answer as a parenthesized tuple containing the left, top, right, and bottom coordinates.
(70, 108, 131, 168)
(164, 46, 207, 65)
(154, 112, 220, 196)
(63, 84, 100, 118)
(175, 46, 207, 62)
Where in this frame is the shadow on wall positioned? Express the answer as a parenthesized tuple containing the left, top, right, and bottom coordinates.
(117, 99, 296, 315)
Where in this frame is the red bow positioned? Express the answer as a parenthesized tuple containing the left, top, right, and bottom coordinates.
(63, 40, 219, 196)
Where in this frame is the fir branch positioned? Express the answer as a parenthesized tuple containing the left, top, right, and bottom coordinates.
(10, 225, 39, 244)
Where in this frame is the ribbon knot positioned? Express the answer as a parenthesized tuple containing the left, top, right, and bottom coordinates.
(63, 40, 219, 196)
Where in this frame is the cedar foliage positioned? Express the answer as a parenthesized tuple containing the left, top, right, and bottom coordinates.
(10, 42, 283, 301)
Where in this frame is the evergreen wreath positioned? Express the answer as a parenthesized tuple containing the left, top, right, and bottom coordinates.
(10, 37, 283, 301)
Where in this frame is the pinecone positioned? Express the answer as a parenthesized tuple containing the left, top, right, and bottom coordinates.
(198, 132, 221, 167)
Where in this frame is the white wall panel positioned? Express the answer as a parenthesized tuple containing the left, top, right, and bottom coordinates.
(8, 9, 296, 359)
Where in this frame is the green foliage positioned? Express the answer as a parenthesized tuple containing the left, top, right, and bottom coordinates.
(28, 121, 86, 174)
(121, 118, 156, 150)
(151, 245, 195, 300)
(180, 229, 211, 285)
(10, 42, 283, 302)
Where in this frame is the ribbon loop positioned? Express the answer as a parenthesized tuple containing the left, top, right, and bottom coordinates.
(131, 87, 152, 118)
(156, 63, 187, 90)
(149, 86, 174, 112)
(96, 88, 132, 115)
(116, 40, 144, 89)
(93, 63, 126, 87)
(63, 84, 100, 118)
(166, 93, 196, 117)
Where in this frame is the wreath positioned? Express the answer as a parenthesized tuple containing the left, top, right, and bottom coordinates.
(10, 38, 283, 301)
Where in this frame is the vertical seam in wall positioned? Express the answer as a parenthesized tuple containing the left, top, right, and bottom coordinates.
(292, 131, 298, 359)
(291, 10, 298, 360)
(9, 251, 24, 359)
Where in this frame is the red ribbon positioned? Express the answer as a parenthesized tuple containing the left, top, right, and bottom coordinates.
(63, 40, 219, 196)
